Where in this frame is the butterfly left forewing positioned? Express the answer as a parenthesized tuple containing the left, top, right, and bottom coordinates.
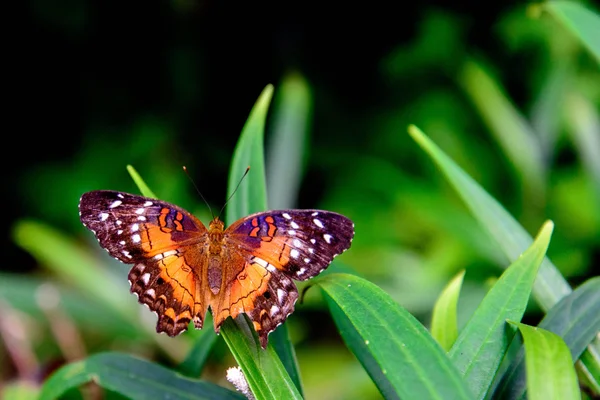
(216, 210, 354, 347)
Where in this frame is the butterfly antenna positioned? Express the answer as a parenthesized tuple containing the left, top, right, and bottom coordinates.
(183, 166, 215, 219)
(218, 166, 250, 218)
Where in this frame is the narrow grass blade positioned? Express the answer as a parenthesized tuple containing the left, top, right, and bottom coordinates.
(508, 322, 581, 400)
(448, 221, 553, 399)
(179, 313, 219, 378)
(407, 126, 568, 313)
(266, 71, 312, 209)
(457, 59, 546, 205)
(127, 164, 158, 198)
(540, 1, 600, 64)
(318, 273, 475, 400)
(39, 352, 244, 400)
(493, 277, 600, 399)
(431, 270, 466, 351)
(221, 84, 302, 400)
(225, 85, 272, 224)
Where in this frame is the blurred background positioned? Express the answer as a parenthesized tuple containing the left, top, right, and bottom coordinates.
(3, 1, 599, 399)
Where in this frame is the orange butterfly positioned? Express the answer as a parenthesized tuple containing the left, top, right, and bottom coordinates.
(79, 190, 354, 348)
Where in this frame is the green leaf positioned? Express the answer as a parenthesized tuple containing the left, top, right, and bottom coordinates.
(179, 313, 219, 378)
(318, 273, 475, 400)
(448, 221, 553, 399)
(127, 164, 158, 198)
(508, 322, 581, 400)
(225, 85, 272, 224)
(266, 71, 312, 209)
(431, 270, 466, 351)
(457, 59, 546, 205)
(11, 220, 135, 320)
(39, 352, 244, 400)
(493, 277, 600, 399)
(407, 125, 568, 313)
(541, 1, 600, 64)
(407, 125, 600, 393)
(221, 84, 303, 400)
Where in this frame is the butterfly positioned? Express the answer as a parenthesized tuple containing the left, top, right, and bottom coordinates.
(78, 190, 354, 348)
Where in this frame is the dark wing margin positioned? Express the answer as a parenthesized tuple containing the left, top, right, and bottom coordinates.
(226, 209, 355, 280)
(78, 190, 207, 263)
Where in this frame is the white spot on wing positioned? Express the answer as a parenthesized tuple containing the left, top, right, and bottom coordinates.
(293, 239, 301, 247)
(304, 258, 310, 263)
(117, 230, 123, 235)
(324, 234, 333, 243)
(122, 250, 132, 259)
(297, 267, 306, 275)
(137, 216, 146, 221)
(117, 194, 125, 199)
(267, 265, 276, 272)
(131, 224, 139, 232)
(291, 221, 299, 229)
(312, 212, 319, 216)
(116, 220, 122, 225)
(132, 234, 141, 243)
(141, 273, 151, 285)
(154, 254, 164, 260)
(310, 239, 316, 244)
(145, 288, 156, 298)
(290, 249, 299, 259)
(100, 213, 109, 221)
(288, 230, 296, 235)
(270, 305, 280, 316)
(308, 248, 314, 254)
(282, 213, 292, 219)
(277, 289, 286, 303)
(163, 250, 177, 258)
(313, 219, 324, 228)
(253, 257, 268, 268)
(143, 201, 153, 206)
(119, 240, 126, 245)
(109, 200, 122, 208)
(135, 208, 145, 214)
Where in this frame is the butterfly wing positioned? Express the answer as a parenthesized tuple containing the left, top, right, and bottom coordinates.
(79, 190, 209, 335)
(215, 210, 354, 347)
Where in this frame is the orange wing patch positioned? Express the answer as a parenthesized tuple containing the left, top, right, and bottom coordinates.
(212, 259, 271, 328)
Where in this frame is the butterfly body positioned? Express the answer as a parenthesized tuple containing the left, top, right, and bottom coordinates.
(79, 190, 354, 348)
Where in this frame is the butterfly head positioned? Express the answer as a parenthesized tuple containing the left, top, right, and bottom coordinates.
(208, 217, 225, 232)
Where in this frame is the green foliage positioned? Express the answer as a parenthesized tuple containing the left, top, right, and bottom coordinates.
(3, 2, 599, 399)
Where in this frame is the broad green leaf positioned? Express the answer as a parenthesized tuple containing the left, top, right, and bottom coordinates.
(127, 164, 158, 198)
(318, 273, 474, 400)
(493, 277, 600, 399)
(12, 220, 135, 320)
(266, 71, 312, 209)
(509, 322, 581, 400)
(541, 1, 600, 64)
(221, 84, 303, 400)
(448, 221, 553, 399)
(407, 125, 600, 393)
(39, 352, 244, 400)
(431, 270, 466, 351)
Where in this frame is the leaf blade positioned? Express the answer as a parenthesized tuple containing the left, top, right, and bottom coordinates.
(431, 270, 466, 351)
(448, 221, 553, 399)
(318, 273, 475, 400)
